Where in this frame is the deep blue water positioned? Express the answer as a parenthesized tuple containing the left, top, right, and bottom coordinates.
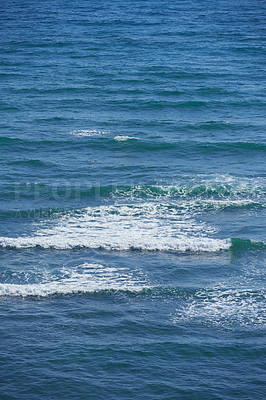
(0, 0, 265, 399)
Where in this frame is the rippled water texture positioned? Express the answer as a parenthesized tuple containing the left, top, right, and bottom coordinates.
(0, 0, 265, 399)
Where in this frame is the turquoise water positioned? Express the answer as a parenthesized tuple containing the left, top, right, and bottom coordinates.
(0, 0, 265, 398)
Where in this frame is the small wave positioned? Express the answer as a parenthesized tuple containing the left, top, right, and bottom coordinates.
(9, 159, 48, 167)
(230, 238, 266, 252)
(0, 136, 24, 144)
(0, 263, 148, 297)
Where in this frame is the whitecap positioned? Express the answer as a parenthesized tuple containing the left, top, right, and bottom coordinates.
(114, 135, 139, 141)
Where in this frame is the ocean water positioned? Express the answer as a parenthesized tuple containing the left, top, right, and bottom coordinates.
(0, 0, 265, 398)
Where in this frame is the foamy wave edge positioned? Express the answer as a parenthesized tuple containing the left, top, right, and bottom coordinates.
(0, 262, 149, 297)
(0, 282, 147, 297)
(0, 236, 231, 252)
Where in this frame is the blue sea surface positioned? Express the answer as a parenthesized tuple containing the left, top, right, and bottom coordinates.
(0, 0, 265, 399)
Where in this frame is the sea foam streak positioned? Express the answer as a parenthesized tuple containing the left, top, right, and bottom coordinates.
(0, 263, 149, 297)
(0, 204, 230, 252)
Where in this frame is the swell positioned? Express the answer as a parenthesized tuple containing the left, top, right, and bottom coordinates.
(1, 135, 265, 154)
(8, 159, 50, 168)
(2, 183, 265, 202)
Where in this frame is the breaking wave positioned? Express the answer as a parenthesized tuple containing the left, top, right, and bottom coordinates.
(2, 181, 265, 203)
(0, 203, 231, 252)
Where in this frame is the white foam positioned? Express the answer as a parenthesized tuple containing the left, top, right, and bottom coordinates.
(69, 129, 110, 137)
(174, 288, 266, 327)
(0, 263, 149, 297)
(114, 135, 139, 141)
(187, 199, 264, 210)
(0, 204, 231, 252)
(194, 174, 266, 194)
